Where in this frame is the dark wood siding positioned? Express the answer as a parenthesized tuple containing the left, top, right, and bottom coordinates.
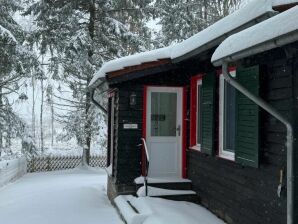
(293, 55, 298, 224)
(188, 49, 295, 224)
(110, 67, 195, 186)
(114, 85, 143, 184)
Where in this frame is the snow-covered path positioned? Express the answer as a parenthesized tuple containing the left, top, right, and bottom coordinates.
(0, 167, 123, 224)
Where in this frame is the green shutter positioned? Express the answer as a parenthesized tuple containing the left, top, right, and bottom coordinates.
(201, 72, 216, 155)
(235, 66, 260, 168)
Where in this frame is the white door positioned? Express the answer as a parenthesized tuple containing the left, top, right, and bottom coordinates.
(146, 87, 183, 178)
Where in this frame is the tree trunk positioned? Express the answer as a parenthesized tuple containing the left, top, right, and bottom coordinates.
(85, 88, 92, 165)
(51, 89, 54, 148)
(32, 74, 36, 140)
(203, 0, 208, 21)
(40, 76, 44, 153)
(82, 0, 96, 166)
(6, 113, 11, 147)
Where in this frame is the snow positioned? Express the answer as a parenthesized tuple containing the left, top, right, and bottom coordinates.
(105, 164, 113, 176)
(114, 195, 148, 224)
(115, 195, 226, 224)
(273, 0, 298, 6)
(0, 24, 17, 43)
(211, 5, 298, 63)
(0, 167, 123, 224)
(170, 0, 274, 59)
(89, 47, 172, 87)
(137, 186, 196, 197)
(134, 176, 191, 184)
(90, 0, 275, 87)
(0, 157, 27, 187)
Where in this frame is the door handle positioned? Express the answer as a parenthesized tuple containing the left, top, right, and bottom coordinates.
(176, 125, 181, 136)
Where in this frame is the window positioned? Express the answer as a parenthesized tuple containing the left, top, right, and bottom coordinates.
(150, 92, 177, 136)
(190, 75, 203, 150)
(219, 70, 236, 161)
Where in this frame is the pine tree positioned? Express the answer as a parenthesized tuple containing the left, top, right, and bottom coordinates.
(154, 0, 241, 45)
(0, 0, 41, 156)
(26, 0, 154, 165)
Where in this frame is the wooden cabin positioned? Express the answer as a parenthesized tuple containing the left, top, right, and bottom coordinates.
(89, 1, 298, 224)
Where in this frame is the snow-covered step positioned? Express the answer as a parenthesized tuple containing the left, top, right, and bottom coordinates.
(114, 195, 148, 224)
(134, 176, 192, 190)
(134, 176, 191, 184)
(114, 195, 225, 224)
(137, 186, 200, 203)
(137, 186, 196, 197)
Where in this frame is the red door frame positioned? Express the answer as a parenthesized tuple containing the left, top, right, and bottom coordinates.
(142, 85, 187, 178)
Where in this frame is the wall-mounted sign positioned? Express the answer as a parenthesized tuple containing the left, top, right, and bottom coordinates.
(123, 124, 138, 129)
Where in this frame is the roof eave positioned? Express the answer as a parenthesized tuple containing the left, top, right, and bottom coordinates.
(212, 30, 298, 67)
(88, 76, 106, 91)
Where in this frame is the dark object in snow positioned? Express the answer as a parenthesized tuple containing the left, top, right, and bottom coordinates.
(18, 93, 28, 101)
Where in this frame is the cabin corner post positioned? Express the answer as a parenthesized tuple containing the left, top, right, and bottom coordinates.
(222, 62, 294, 224)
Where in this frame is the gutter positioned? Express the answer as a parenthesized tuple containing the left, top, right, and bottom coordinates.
(213, 31, 298, 66)
(90, 80, 108, 115)
(221, 62, 294, 224)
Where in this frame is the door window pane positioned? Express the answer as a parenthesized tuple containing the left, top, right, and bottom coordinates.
(151, 92, 177, 136)
(224, 82, 236, 152)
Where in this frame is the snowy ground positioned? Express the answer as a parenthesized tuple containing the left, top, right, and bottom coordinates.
(115, 195, 225, 224)
(0, 167, 225, 224)
(0, 167, 123, 224)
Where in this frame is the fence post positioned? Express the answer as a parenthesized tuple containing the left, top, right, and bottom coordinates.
(32, 156, 35, 173)
(47, 156, 51, 171)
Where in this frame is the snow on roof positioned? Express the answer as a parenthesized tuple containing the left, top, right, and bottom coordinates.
(0, 25, 17, 43)
(273, 0, 298, 6)
(89, 0, 275, 87)
(89, 46, 172, 87)
(171, 0, 275, 59)
(211, 5, 298, 64)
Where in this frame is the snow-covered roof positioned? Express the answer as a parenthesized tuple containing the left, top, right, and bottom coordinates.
(89, 46, 172, 87)
(89, 0, 276, 88)
(212, 5, 298, 65)
(170, 0, 275, 60)
(273, 0, 298, 7)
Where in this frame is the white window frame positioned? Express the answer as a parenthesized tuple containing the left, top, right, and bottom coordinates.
(190, 79, 203, 151)
(195, 79, 202, 151)
(219, 71, 236, 161)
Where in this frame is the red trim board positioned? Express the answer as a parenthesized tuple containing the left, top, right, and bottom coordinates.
(189, 74, 204, 148)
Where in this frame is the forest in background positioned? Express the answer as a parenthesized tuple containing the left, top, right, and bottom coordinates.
(0, 0, 242, 163)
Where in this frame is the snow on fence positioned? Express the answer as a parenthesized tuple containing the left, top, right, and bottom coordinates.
(0, 157, 27, 187)
(27, 155, 107, 172)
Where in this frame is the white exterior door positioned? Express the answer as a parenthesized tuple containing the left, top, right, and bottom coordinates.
(146, 87, 183, 178)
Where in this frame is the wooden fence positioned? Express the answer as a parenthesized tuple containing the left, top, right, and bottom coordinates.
(27, 155, 107, 172)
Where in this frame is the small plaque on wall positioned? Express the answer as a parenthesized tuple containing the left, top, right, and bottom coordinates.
(123, 124, 138, 129)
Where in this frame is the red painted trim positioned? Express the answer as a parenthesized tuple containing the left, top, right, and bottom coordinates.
(107, 88, 117, 98)
(189, 74, 204, 148)
(216, 66, 236, 75)
(144, 85, 184, 88)
(182, 87, 188, 178)
(141, 85, 148, 176)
